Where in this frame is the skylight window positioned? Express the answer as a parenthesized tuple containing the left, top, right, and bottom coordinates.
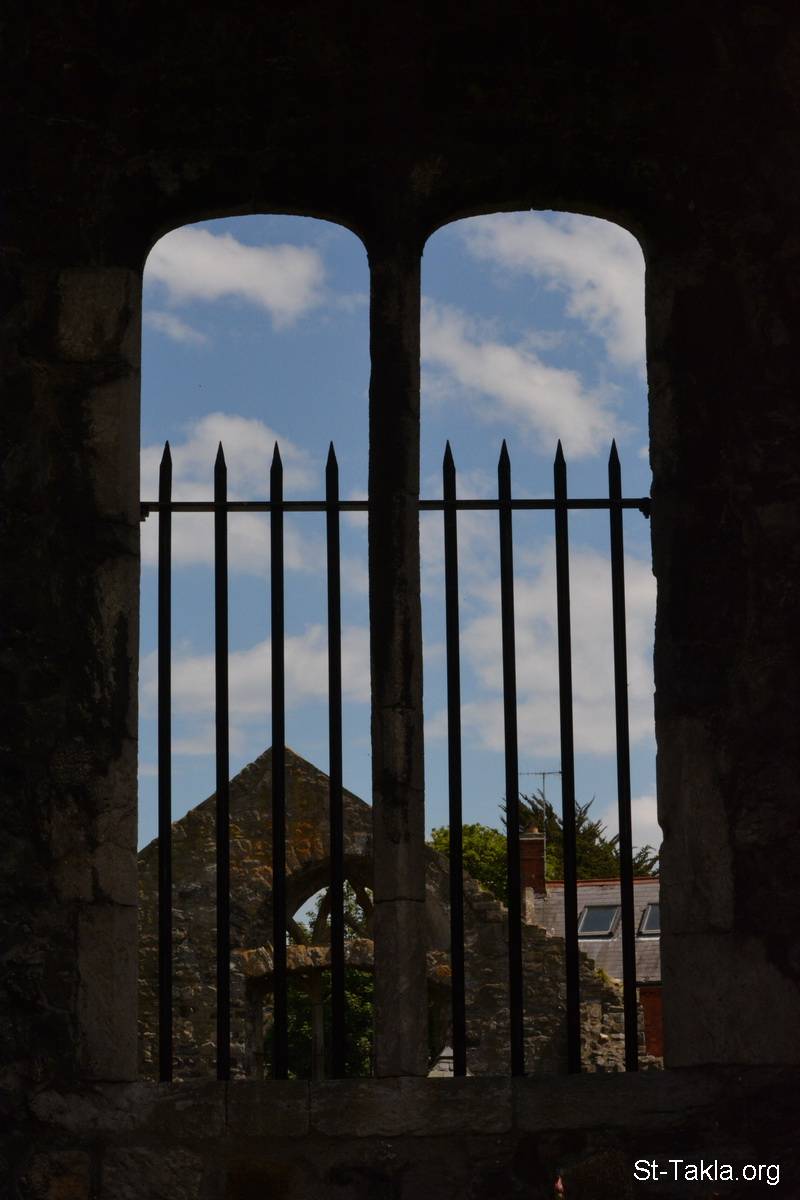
(639, 902, 660, 936)
(577, 904, 620, 937)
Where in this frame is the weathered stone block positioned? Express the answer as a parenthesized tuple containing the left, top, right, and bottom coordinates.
(311, 1076, 512, 1137)
(78, 904, 138, 1081)
(102, 1147, 205, 1200)
(372, 899, 428, 1078)
(19, 1151, 91, 1200)
(662, 932, 800, 1067)
(56, 268, 139, 365)
(226, 1080, 310, 1138)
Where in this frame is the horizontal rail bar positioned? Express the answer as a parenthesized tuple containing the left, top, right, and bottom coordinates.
(141, 497, 651, 517)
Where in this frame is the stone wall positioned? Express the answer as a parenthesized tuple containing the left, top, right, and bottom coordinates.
(5, 2, 800, 1196)
(12, 1069, 800, 1200)
(139, 747, 640, 1078)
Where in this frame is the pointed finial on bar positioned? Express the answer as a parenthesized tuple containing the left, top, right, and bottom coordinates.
(554, 439, 567, 496)
(498, 439, 511, 498)
(608, 439, 621, 496)
(214, 441, 226, 501)
(443, 440, 456, 500)
(326, 441, 339, 501)
(159, 440, 172, 494)
(270, 441, 283, 501)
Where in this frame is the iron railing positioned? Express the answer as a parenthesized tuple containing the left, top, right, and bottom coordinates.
(141, 439, 651, 1082)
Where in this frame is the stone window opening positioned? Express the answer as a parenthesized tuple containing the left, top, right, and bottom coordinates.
(135, 207, 661, 1083)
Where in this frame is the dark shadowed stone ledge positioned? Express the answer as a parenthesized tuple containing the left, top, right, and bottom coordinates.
(227, 1079, 310, 1137)
(17, 1070, 800, 1199)
(310, 1076, 513, 1137)
(27, 1066, 800, 1143)
(512, 1066, 729, 1132)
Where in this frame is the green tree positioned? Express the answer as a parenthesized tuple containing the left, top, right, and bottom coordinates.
(430, 791, 658, 904)
(429, 822, 507, 898)
(517, 793, 659, 881)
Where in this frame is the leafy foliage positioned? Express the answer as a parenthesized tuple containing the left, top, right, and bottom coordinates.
(265, 968, 374, 1079)
(265, 882, 374, 1078)
(429, 822, 507, 899)
(430, 791, 658, 904)
(516, 793, 660, 882)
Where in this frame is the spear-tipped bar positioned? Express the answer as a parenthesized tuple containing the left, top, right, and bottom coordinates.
(270, 443, 288, 1079)
(157, 442, 173, 1083)
(498, 442, 524, 1076)
(326, 442, 346, 1077)
(553, 442, 581, 1072)
(608, 441, 638, 1071)
(214, 442, 231, 1080)
(443, 441, 466, 1076)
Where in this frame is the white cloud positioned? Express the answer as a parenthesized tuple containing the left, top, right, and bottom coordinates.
(144, 310, 208, 346)
(631, 793, 661, 852)
(140, 625, 371, 720)
(459, 212, 646, 370)
(599, 792, 662, 855)
(426, 541, 655, 759)
(145, 225, 326, 329)
(172, 724, 247, 758)
(421, 300, 620, 458)
(141, 413, 323, 574)
(141, 412, 316, 497)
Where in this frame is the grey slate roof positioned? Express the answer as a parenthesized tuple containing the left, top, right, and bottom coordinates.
(533, 878, 661, 983)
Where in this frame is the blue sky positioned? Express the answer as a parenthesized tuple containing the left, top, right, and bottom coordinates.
(138, 211, 659, 867)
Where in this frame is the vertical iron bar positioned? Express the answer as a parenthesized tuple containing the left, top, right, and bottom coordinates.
(214, 444, 231, 1081)
(609, 441, 638, 1071)
(270, 444, 288, 1079)
(443, 442, 467, 1077)
(554, 442, 581, 1072)
(326, 444, 346, 1078)
(498, 441, 524, 1077)
(157, 442, 173, 1083)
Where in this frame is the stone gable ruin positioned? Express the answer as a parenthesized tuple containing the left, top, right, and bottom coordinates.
(139, 747, 641, 1078)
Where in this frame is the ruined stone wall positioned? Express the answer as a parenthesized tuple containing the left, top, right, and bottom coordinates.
(138, 749, 373, 1078)
(139, 747, 636, 1078)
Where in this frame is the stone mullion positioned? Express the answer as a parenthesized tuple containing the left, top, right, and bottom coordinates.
(366, 234, 428, 1078)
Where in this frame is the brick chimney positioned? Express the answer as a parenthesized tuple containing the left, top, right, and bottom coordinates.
(519, 824, 546, 923)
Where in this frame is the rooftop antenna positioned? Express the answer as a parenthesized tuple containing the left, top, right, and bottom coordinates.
(519, 769, 562, 871)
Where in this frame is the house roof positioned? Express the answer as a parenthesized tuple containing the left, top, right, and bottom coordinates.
(535, 877, 661, 984)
